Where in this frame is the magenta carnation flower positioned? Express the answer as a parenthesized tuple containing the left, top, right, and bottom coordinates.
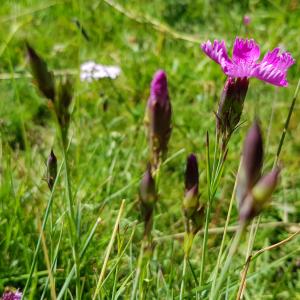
(201, 37, 295, 87)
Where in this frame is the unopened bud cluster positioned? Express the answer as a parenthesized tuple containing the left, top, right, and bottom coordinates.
(237, 121, 280, 222)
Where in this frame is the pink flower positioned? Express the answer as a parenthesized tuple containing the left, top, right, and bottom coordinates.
(2, 290, 22, 300)
(201, 37, 295, 87)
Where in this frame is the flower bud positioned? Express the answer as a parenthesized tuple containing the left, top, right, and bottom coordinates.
(47, 149, 57, 191)
(239, 167, 280, 222)
(217, 77, 249, 144)
(183, 154, 199, 218)
(237, 121, 263, 208)
(140, 164, 156, 206)
(26, 43, 55, 101)
(252, 167, 280, 205)
(146, 70, 172, 167)
(139, 164, 157, 237)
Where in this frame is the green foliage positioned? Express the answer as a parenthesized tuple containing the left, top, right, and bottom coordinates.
(0, 0, 300, 299)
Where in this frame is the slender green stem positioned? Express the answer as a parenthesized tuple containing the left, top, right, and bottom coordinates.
(22, 161, 64, 297)
(211, 129, 219, 180)
(199, 199, 211, 289)
(235, 218, 259, 300)
(130, 239, 145, 300)
(93, 200, 125, 299)
(57, 217, 101, 300)
(199, 132, 212, 288)
(180, 255, 188, 300)
(210, 160, 242, 293)
(199, 131, 225, 289)
(59, 127, 81, 299)
(60, 133, 76, 226)
(210, 223, 245, 300)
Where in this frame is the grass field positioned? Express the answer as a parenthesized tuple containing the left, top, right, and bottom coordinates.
(0, 0, 300, 299)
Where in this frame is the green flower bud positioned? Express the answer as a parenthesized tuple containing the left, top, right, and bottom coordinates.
(252, 167, 280, 205)
(239, 167, 280, 222)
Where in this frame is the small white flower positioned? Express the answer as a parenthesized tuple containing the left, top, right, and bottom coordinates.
(80, 61, 121, 82)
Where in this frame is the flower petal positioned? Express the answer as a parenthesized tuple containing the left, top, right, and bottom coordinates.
(254, 62, 288, 87)
(261, 48, 295, 72)
(254, 49, 295, 87)
(222, 60, 256, 78)
(232, 38, 260, 64)
(201, 40, 230, 66)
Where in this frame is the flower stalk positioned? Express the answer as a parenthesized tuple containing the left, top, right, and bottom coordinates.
(26, 43, 80, 298)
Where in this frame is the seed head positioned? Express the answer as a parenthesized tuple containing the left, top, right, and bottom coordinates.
(46, 149, 57, 191)
(26, 43, 55, 101)
(55, 78, 73, 144)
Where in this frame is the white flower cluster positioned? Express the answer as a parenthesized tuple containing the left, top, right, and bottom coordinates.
(80, 61, 121, 82)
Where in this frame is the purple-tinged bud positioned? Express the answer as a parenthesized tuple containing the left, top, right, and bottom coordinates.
(243, 121, 263, 184)
(47, 149, 57, 191)
(139, 164, 156, 206)
(147, 70, 172, 167)
(2, 289, 22, 300)
(217, 77, 249, 145)
(217, 78, 235, 135)
(26, 43, 55, 101)
(139, 164, 157, 237)
(183, 154, 199, 218)
(239, 167, 280, 222)
(252, 167, 280, 204)
(243, 15, 251, 26)
(150, 70, 169, 104)
(237, 121, 263, 208)
(185, 154, 199, 193)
